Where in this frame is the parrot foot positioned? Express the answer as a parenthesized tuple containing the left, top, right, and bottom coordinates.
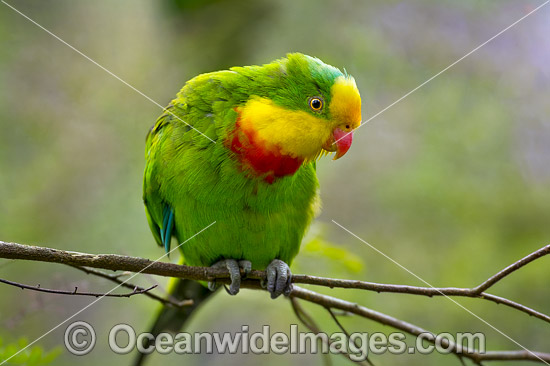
(208, 259, 252, 295)
(262, 259, 293, 299)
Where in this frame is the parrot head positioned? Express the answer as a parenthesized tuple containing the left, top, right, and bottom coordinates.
(229, 53, 362, 182)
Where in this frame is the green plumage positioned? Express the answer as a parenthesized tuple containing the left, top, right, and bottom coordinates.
(143, 53, 346, 269)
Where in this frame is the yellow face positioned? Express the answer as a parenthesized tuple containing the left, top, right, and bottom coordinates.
(238, 76, 362, 162)
(329, 77, 362, 132)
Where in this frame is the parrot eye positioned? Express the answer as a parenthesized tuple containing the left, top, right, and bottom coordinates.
(309, 97, 323, 112)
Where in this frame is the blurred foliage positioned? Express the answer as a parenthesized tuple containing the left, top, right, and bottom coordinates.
(0, 0, 549, 365)
(0, 337, 60, 365)
(299, 223, 364, 274)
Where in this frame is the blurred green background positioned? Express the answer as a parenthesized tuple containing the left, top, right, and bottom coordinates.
(1, 0, 549, 365)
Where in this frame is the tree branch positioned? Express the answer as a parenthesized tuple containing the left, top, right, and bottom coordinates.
(2, 241, 546, 323)
(1, 240, 549, 364)
(0, 241, 233, 281)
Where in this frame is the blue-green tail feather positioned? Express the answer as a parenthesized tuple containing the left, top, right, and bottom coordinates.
(160, 205, 174, 253)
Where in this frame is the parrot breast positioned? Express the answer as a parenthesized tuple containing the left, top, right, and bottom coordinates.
(228, 117, 303, 184)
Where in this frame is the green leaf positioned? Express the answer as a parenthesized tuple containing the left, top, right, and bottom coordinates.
(0, 337, 60, 366)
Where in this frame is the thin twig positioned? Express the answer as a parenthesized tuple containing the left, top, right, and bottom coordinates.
(290, 297, 332, 366)
(290, 296, 320, 333)
(326, 307, 375, 366)
(0, 277, 157, 298)
(291, 274, 550, 323)
(291, 286, 550, 364)
(291, 297, 372, 366)
(72, 265, 193, 308)
(473, 245, 550, 293)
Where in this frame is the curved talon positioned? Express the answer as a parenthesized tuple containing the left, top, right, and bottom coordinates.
(265, 259, 292, 299)
(208, 280, 218, 292)
(238, 260, 252, 277)
(222, 284, 234, 296)
(207, 259, 252, 295)
(283, 282, 294, 296)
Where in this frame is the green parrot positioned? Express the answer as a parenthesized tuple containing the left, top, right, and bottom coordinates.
(139, 53, 361, 359)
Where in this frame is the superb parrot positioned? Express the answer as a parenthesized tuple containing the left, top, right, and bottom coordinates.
(140, 53, 361, 348)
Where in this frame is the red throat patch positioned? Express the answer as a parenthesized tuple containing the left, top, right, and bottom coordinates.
(227, 115, 303, 184)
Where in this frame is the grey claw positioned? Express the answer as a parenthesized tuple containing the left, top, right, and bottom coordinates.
(283, 282, 293, 296)
(222, 284, 235, 296)
(265, 259, 292, 299)
(238, 260, 252, 277)
(208, 259, 252, 296)
(208, 280, 218, 292)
